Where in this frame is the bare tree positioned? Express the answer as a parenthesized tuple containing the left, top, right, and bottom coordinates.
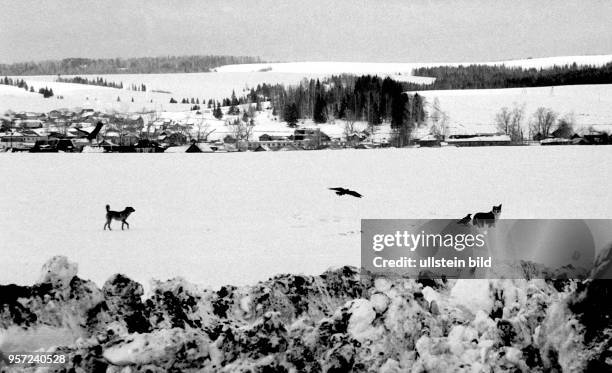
(510, 104, 525, 142)
(195, 114, 214, 142)
(141, 109, 161, 140)
(509, 104, 525, 143)
(343, 109, 357, 146)
(430, 98, 449, 139)
(170, 121, 191, 143)
(530, 107, 558, 139)
(228, 118, 254, 150)
(495, 103, 525, 143)
(495, 107, 512, 134)
(226, 119, 238, 141)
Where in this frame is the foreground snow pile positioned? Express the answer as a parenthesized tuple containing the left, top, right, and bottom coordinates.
(1, 256, 610, 372)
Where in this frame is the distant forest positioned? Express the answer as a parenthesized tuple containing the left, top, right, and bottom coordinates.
(405, 62, 612, 90)
(56, 76, 125, 89)
(0, 55, 263, 75)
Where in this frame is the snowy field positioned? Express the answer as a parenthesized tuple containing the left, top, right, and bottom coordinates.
(0, 82, 172, 114)
(215, 54, 612, 73)
(1, 71, 430, 114)
(416, 84, 612, 132)
(17, 72, 333, 102)
(1, 146, 611, 292)
(1, 71, 343, 114)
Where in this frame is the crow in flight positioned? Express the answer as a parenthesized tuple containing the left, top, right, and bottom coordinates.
(329, 187, 363, 198)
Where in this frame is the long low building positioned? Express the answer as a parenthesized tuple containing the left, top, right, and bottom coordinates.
(445, 134, 511, 146)
(0, 131, 48, 148)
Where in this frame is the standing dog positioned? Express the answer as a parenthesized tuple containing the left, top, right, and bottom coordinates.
(472, 204, 502, 228)
(104, 205, 135, 230)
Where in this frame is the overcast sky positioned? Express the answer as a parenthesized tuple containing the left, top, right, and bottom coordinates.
(1, 0, 611, 64)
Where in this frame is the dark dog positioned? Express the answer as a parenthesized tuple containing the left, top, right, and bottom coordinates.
(473, 204, 502, 228)
(104, 205, 135, 230)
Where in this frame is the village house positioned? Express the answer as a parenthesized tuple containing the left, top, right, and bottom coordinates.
(156, 131, 188, 146)
(14, 119, 44, 129)
(581, 130, 609, 145)
(417, 134, 442, 147)
(0, 130, 46, 149)
(249, 133, 294, 150)
(118, 133, 140, 146)
(134, 139, 165, 153)
(293, 128, 333, 149)
(345, 132, 367, 147)
(444, 134, 511, 146)
(253, 144, 271, 152)
(416, 122, 512, 147)
(14, 112, 46, 120)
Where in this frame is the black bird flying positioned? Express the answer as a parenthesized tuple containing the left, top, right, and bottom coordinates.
(329, 187, 363, 198)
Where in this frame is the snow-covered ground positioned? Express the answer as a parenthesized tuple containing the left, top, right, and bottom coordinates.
(3, 70, 431, 114)
(0, 72, 321, 113)
(20, 72, 333, 100)
(215, 54, 612, 73)
(0, 81, 174, 114)
(415, 84, 612, 133)
(1, 147, 611, 292)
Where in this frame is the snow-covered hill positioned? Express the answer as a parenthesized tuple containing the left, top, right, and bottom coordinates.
(414, 84, 612, 133)
(215, 54, 612, 73)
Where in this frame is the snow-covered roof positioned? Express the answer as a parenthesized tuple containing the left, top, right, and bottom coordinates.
(30, 128, 48, 136)
(278, 144, 299, 151)
(446, 123, 500, 136)
(541, 138, 572, 144)
(446, 134, 511, 142)
(254, 144, 271, 151)
(419, 134, 439, 141)
(1, 131, 24, 137)
(165, 145, 189, 153)
(196, 143, 215, 152)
